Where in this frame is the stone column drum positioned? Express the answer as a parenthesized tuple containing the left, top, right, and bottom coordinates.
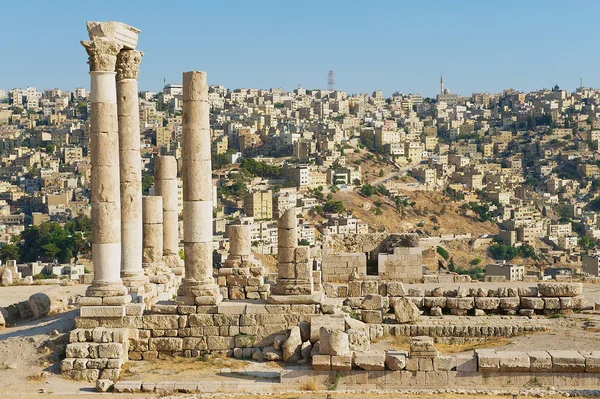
(272, 208, 314, 296)
(228, 225, 252, 261)
(81, 37, 128, 299)
(142, 196, 165, 270)
(154, 155, 183, 271)
(116, 49, 148, 288)
(178, 71, 221, 305)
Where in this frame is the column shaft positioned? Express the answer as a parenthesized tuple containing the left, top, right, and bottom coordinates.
(180, 71, 219, 303)
(82, 38, 128, 298)
(154, 155, 182, 270)
(116, 49, 147, 286)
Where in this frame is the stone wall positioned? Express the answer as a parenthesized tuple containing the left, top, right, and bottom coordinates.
(61, 327, 131, 382)
(377, 247, 422, 282)
(321, 251, 366, 282)
(342, 282, 585, 324)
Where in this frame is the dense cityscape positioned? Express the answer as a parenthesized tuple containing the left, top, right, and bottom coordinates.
(1, 77, 600, 280)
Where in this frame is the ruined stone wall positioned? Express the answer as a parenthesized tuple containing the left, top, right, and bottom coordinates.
(343, 281, 585, 324)
(321, 251, 367, 282)
(377, 247, 422, 282)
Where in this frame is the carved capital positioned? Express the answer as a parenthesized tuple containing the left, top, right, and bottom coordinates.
(116, 50, 143, 81)
(81, 39, 122, 72)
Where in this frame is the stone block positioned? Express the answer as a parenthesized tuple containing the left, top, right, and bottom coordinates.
(549, 350, 585, 372)
(113, 381, 142, 393)
(584, 351, 600, 372)
(387, 282, 406, 297)
(419, 357, 434, 371)
(435, 356, 455, 371)
(538, 282, 583, 297)
(80, 306, 125, 318)
(361, 294, 383, 310)
(474, 297, 499, 310)
(424, 297, 447, 308)
(149, 338, 183, 351)
(528, 351, 552, 371)
(476, 350, 500, 371)
(312, 354, 331, 371)
(188, 314, 214, 327)
(385, 350, 407, 370)
(320, 327, 350, 356)
(362, 281, 379, 296)
(182, 337, 207, 350)
(498, 351, 530, 371)
(310, 315, 344, 343)
(66, 343, 91, 358)
(425, 370, 448, 386)
(207, 336, 234, 350)
(499, 297, 520, 310)
(143, 315, 180, 329)
(354, 351, 385, 371)
(517, 286, 538, 297)
(331, 355, 353, 371)
(521, 297, 544, 309)
(361, 310, 382, 324)
(543, 297, 561, 310)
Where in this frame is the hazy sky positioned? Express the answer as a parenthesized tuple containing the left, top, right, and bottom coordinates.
(2, 0, 599, 97)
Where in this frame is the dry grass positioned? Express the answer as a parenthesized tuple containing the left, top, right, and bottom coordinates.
(26, 373, 46, 383)
(371, 335, 509, 354)
(299, 379, 319, 391)
(435, 338, 509, 354)
(371, 334, 411, 350)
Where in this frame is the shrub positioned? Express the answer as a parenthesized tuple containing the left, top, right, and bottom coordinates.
(436, 246, 449, 260)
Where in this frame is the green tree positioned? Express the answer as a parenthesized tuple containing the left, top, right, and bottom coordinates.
(142, 174, 154, 195)
(298, 239, 310, 246)
(360, 184, 375, 197)
(323, 201, 345, 214)
(0, 244, 19, 262)
(436, 246, 449, 260)
(379, 169, 384, 177)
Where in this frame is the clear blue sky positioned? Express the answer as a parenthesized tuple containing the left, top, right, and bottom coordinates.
(2, 0, 599, 97)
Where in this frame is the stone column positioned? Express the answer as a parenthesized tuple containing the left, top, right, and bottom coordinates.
(142, 196, 165, 271)
(154, 155, 183, 272)
(178, 71, 221, 305)
(270, 208, 319, 303)
(81, 37, 128, 299)
(228, 225, 252, 261)
(116, 49, 147, 288)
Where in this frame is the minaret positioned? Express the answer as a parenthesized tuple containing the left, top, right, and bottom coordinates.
(440, 74, 444, 95)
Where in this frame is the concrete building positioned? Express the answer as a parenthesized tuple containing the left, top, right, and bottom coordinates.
(244, 190, 273, 219)
(486, 262, 525, 281)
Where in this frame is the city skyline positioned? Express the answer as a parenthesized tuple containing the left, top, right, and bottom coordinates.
(2, 1, 599, 96)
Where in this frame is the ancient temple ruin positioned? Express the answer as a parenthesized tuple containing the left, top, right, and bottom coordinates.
(58, 21, 600, 393)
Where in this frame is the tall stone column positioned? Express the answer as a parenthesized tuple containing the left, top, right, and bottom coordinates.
(142, 196, 165, 271)
(116, 49, 148, 288)
(154, 155, 183, 272)
(81, 37, 128, 299)
(177, 71, 221, 306)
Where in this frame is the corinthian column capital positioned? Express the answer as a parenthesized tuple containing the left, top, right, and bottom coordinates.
(81, 39, 122, 72)
(116, 49, 143, 81)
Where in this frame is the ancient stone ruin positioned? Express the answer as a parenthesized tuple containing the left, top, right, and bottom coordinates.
(54, 21, 600, 393)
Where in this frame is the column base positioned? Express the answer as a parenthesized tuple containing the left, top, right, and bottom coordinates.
(267, 291, 324, 305)
(272, 279, 314, 296)
(86, 280, 129, 298)
(121, 271, 150, 288)
(176, 280, 222, 306)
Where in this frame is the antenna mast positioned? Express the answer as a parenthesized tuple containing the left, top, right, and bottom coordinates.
(328, 70, 335, 91)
